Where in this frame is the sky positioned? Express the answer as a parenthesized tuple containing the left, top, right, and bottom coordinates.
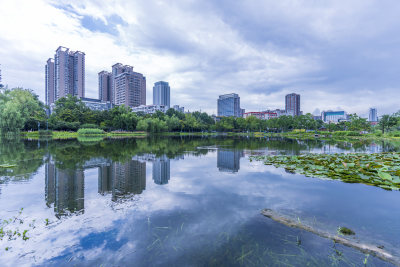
(0, 0, 400, 116)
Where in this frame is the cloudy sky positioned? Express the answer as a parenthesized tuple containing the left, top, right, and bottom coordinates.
(0, 0, 399, 116)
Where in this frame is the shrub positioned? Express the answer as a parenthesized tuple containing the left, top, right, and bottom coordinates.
(77, 128, 105, 136)
(80, 123, 98, 129)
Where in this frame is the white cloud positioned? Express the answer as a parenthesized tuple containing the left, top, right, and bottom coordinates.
(0, 0, 399, 115)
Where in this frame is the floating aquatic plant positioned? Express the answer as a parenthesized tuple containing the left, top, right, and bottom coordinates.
(250, 153, 400, 190)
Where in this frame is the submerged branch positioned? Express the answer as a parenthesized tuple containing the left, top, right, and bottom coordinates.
(261, 209, 400, 266)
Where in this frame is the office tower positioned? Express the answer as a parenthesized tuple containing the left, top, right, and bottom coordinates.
(217, 149, 244, 173)
(98, 71, 112, 102)
(217, 93, 242, 117)
(45, 58, 55, 105)
(153, 81, 170, 108)
(369, 108, 378, 122)
(114, 71, 146, 107)
(285, 93, 301, 116)
(53, 46, 85, 100)
(152, 156, 170, 185)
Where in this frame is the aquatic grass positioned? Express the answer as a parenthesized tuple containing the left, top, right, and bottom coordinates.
(250, 152, 400, 190)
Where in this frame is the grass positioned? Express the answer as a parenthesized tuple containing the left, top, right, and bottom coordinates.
(21, 130, 147, 140)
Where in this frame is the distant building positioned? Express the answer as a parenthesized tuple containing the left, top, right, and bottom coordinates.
(173, 105, 184, 113)
(285, 93, 301, 116)
(313, 115, 322, 121)
(321, 110, 347, 123)
(153, 81, 170, 108)
(54, 46, 85, 100)
(131, 104, 168, 114)
(217, 93, 242, 117)
(81, 97, 112, 111)
(369, 108, 378, 122)
(45, 58, 55, 105)
(98, 71, 112, 102)
(114, 71, 146, 107)
(243, 111, 278, 120)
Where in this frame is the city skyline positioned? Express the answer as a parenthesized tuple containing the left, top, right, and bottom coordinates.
(1, 1, 400, 116)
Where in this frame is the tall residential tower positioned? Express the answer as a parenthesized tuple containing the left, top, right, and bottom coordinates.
(45, 58, 55, 105)
(46, 46, 85, 106)
(98, 71, 112, 102)
(285, 93, 301, 116)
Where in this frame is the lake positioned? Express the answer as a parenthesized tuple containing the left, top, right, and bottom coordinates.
(1, 136, 400, 266)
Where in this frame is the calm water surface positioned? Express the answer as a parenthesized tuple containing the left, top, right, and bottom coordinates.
(0, 137, 400, 266)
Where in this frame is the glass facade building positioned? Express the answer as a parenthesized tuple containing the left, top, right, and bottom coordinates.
(217, 93, 242, 117)
(153, 81, 170, 108)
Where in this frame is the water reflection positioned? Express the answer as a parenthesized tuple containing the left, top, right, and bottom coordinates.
(217, 149, 244, 173)
(45, 160, 85, 217)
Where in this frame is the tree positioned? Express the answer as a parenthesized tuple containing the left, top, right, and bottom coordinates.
(379, 115, 397, 134)
(0, 88, 46, 132)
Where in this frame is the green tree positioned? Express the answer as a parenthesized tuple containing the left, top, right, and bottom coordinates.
(379, 115, 397, 134)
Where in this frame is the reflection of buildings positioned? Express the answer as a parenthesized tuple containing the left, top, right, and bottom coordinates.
(217, 149, 244, 173)
(112, 160, 146, 200)
(97, 160, 146, 200)
(133, 154, 172, 185)
(152, 156, 170, 185)
(45, 161, 84, 217)
(46, 158, 147, 217)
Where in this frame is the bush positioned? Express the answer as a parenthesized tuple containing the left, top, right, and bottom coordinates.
(388, 131, 400, 137)
(38, 130, 53, 136)
(77, 128, 105, 136)
(80, 123, 98, 129)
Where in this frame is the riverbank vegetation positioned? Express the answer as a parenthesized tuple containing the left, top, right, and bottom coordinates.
(250, 153, 400, 190)
(1, 88, 400, 137)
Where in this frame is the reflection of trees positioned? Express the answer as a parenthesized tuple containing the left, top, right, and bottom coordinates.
(0, 138, 46, 181)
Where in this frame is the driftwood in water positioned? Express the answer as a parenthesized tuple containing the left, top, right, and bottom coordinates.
(261, 209, 400, 266)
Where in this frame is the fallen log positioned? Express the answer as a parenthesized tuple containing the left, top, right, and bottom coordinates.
(261, 208, 400, 266)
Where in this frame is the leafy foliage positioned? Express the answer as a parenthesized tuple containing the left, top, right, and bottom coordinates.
(251, 152, 400, 190)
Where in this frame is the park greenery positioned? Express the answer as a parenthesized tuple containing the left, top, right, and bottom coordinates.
(1, 88, 400, 136)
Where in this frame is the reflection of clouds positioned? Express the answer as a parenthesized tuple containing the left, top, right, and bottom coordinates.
(1, 145, 400, 266)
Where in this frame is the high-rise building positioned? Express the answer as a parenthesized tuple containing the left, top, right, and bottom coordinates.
(369, 108, 378, 122)
(52, 46, 85, 101)
(114, 72, 146, 107)
(111, 63, 146, 107)
(98, 71, 112, 102)
(217, 93, 242, 117)
(285, 93, 301, 116)
(153, 81, 170, 108)
(45, 58, 55, 105)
